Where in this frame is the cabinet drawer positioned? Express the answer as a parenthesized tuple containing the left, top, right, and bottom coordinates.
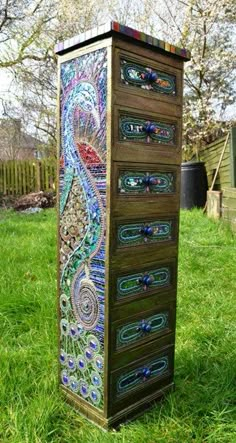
(111, 258, 176, 305)
(119, 113, 177, 146)
(116, 164, 178, 196)
(112, 106, 181, 165)
(111, 214, 178, 266)
(112, 162, 180, 217)
(112, 302, 175, 352)
(110, 345, 174, 407)
(120, 58, 177, 96)
(114, 215, 178, 249)
(114, 47, 183, 106)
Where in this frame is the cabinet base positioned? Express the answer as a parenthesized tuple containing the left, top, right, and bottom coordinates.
(61, 382, 175, 430)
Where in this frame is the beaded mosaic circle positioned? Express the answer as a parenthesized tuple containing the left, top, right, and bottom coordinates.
(72, 274, 100, 330)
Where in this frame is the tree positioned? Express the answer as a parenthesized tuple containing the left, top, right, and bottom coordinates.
(0, 0, 235, 160)
(149, 0, 236, 159)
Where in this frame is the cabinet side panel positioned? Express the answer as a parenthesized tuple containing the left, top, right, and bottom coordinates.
(58, 47, 108, 411)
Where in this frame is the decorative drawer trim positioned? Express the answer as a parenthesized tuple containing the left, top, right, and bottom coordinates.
(117, 220, 173, 247)
(116, 312, 169, 349)
(120, 58, 177, 96)
(116, 355, 169, 395)
(117, 266, 171, 299)
(119, 114, 176, 145)
(118, 170, 175, 195)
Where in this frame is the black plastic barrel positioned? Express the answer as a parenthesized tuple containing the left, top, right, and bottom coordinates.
(180, 161, 208, 209)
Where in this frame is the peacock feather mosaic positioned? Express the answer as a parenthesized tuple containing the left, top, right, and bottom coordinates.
(59, 47, 107, 409)
(120, 59, 176, 95)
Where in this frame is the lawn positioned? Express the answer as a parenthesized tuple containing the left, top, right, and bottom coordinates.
(0, 208, 235, 443)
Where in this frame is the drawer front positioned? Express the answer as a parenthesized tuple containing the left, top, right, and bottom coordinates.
(117, 355, 168, 395)
(117, 312, 168, 347)
(119, 114, 177, 146)
(120, 58, 177, 96)
(113, 259, 176, 304)
(110, 345, 174, 404)
(117, 266, 171, 298)
(113, 46, 183, 107)
(118, 170, 175, 195)
(113, 164, 180, 217)
(114, 303, 175, 351)
(116, 217, 176, 248)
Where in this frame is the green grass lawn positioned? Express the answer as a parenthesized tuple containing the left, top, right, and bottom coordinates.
(0, 208, 235, 443)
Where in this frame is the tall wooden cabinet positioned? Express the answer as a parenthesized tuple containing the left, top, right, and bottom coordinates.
(55, 22, 190, 429)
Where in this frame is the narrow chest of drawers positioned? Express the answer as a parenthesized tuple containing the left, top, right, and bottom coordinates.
(56, 21, 190, 429)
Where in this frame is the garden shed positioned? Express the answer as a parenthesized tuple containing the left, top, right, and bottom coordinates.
(200, 126, 236, 231)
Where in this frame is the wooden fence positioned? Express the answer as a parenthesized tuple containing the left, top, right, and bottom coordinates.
(222, 187, 236, 232)
(0, 159, 57, 196)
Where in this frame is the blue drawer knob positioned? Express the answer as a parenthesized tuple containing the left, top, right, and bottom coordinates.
(143, 275, 153, 286)
(144, 71, 158, 82)
(140, 321, 152, 333)
(140, 225, 153, 236)
(143, 122, 157, 134)
(142, 367, 151, 379)
(142, 176, 158, 187)
(138, 274, 154, 289)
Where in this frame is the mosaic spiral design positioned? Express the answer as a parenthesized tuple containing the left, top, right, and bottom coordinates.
(121, 59, 176, 95)
(59, 48, 107, 409)
(119, 115, 176, 144)
(72, 276, 100, 330)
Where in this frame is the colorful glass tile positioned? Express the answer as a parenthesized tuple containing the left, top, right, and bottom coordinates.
(55, 22, 190, 61)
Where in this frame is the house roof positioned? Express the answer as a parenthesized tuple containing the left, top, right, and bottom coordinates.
(0, 118, 42, 150)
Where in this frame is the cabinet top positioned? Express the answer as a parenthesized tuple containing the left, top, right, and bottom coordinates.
(55, 21, 191, 61)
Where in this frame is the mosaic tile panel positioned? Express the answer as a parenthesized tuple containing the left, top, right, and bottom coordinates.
(59, 47, 107, 410)
(120, 59, 176, 95)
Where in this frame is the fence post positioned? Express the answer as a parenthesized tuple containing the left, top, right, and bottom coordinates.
(35, 161, 41, 192)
